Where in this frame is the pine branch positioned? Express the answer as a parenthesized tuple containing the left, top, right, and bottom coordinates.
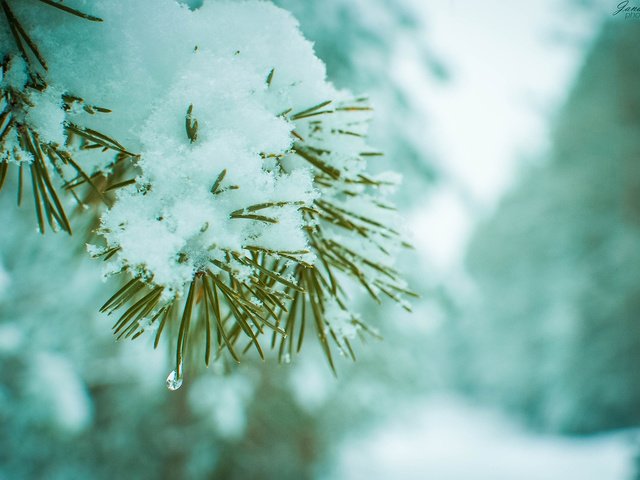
(0, 1, 136, 234)
(0, 3, 413, 387)
(35, 0, 102, 22)
(98, 98, 414, 388)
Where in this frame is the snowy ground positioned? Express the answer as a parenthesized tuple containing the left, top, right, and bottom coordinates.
(328, 396, 637, 480)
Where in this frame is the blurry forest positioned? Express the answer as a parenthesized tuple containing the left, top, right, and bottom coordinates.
(1, 1, 639, 479)
(454, 20, 640, 436)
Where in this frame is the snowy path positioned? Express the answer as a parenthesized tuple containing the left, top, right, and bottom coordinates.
(329, 396, 636, 480)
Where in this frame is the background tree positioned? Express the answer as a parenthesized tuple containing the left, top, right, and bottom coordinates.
(457, 19, 640, 434)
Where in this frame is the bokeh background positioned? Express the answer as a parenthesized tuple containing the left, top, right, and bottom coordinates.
(1, 0, 639, 478)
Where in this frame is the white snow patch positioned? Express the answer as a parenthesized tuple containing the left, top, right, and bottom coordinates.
(27, 353, 93, 434)
(188, 371, 255, 440)
(329, 396, 636, 480)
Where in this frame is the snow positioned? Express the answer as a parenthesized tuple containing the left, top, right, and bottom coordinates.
(27, 353, 93, 434)
(188, 369, 255, 439)
(0, 0, 404, 312)
(329, 396, 636, 480)
(0, 1, 636, 478)
(323, 298, 360, 340)
(0, 0, 407, 327)
(288, 346, 337, 412)
(0, 55, 27, 90)
(24, 85, 67, 145)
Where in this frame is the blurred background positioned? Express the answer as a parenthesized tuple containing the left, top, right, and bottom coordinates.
(1, 0, 640, 478)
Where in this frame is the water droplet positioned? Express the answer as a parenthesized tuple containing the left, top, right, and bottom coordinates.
(166, 367, 183, 391)
(282, 353, 291, 364)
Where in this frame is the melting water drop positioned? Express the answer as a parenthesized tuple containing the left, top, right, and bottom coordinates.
(166, 365, 183, 391)
(282, 353, 291, 364)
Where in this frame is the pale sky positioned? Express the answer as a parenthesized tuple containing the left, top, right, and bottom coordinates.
(400, 0, 603, 273)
